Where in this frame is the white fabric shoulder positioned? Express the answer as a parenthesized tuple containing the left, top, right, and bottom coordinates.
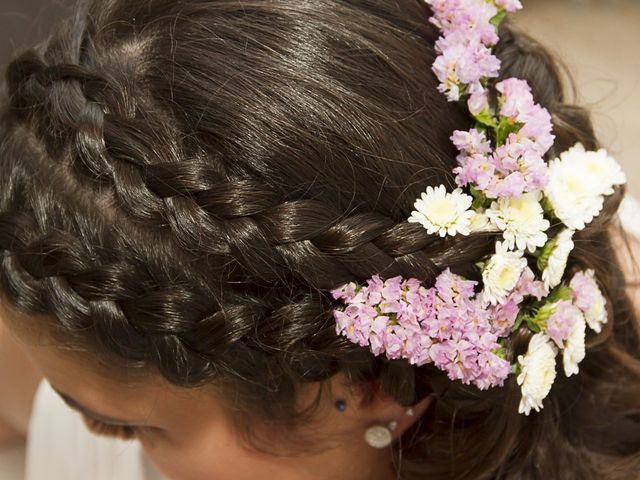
(25, 379, 166, 480)
(619, 194, 640, 239)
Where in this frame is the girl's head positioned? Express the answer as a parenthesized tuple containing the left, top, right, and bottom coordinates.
(1, 1, 639, 479)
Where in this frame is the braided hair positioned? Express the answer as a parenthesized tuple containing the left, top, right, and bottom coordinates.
(1, 1, 639, 478)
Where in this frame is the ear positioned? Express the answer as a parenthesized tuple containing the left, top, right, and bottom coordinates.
(347, 378, 433, 440)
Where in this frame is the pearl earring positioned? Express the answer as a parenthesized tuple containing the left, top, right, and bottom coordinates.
(364, 420, 397, 449)
(364, 406, 417, 448)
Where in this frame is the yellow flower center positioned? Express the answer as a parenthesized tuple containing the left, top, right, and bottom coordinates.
(428, 198, 455, 225)
(510, 196, 536, 221)
(564, 176, 585, 197)
(496, 265, 518, 290)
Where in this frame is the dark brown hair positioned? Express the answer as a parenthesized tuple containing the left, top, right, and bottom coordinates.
(1, 0, 639, 478)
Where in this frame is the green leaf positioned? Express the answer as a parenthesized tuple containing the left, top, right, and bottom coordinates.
(469, 186, 489, 210)
(525, 317, 542, 333)
(490, 9, 507, 27)
(493, 346, 507, 359)
(512, 363, 521, 375)
(512, 313, 527, 332)
(458, 83, 469, 100)
(473, 107, 498, 128)
(473, 124, 490, 138)
(537, 237, 557, 273)
(472, 195, 488, 211)
(540, 194, 557, 218)
(549, 284, 573, 303)
(495, 117, 513, 146)
(531, 301, 557, 329)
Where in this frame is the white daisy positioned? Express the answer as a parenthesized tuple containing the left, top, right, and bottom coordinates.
(570, 143, 626, 195)
(544, 142, 625, 230)
(485, 191, 550, 253)
(585, 296, 607, 334)
(563, 314, 586, 377)
(517, 332, 558, 415)
(481, 241, 528, 306)
(408, 185, 475, 237)
(540, 228, 575, 290)
(468, 210, 501, 234)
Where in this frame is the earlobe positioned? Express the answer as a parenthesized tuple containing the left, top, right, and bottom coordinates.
(362, 395, 433, 449)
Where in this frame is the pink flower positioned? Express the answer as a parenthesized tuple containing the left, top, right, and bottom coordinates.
(435, 268, 477, 304)
(475, 350, 512, 389)
(467, 87, 489, 115)
(432, 21, 502, 101)
(457, 133, 550, 198)
(381, 275, 403, 302)
(405, 332, 433, 366)
(518, 105, 555, 153)
(382, 326, 406, 359)
(369, 315, 391, 355)
(546, 300, 582, 348)
(332, 268, 512, 389)
(495, 78, 555, 156)
(490, 267, 548, 336)
(454, 153, 496, 191)
(364, 274, 384, 304)
(517, 267, 549, 301)
(569, 269, 608, 333)
(331, 281, 357, 301)
(570, 272, 598, 312)
(490, 298, 520, 337)
(496, 78, 534, 118)
(451, 128, 492, 156)
(495, 0, 523, 13)
(490, 171, 526, 198)
(428, 0, 499, 45)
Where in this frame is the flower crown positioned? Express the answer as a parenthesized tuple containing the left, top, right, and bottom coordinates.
(330, 0, 626, 415)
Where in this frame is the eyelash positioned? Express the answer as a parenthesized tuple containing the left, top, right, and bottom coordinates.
(81, 415, 139, 440)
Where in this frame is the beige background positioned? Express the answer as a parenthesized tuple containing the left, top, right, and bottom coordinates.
(516, 0, 640, 196)
(0, 0, 639, 478)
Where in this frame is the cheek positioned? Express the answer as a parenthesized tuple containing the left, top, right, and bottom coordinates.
(139, 427, 384, 480)
(139, 424, 292, 480)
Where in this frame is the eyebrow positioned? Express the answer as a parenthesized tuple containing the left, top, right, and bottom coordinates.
(50, 384, 141, 426)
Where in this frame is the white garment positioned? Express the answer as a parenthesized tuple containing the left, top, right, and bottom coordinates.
(22, 195, 640, 480)
(619, 194, 640, 238)
(25, 378, 167, 480)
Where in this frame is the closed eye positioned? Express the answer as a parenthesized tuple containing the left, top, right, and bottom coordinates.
(81, 415, 139, 440)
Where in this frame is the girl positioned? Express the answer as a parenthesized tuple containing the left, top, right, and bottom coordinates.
(1, 1, 639, 479)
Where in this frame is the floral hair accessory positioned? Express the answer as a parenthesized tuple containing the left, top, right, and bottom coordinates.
(331, 0, 626, 415)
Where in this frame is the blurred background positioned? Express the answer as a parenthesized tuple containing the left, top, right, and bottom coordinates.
(0, 0, 639, 478)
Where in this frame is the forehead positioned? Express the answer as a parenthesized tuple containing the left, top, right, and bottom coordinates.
(0, 297, 142, 378)
(1, 299, 223, 428)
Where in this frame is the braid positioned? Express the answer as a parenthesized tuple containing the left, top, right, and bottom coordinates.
(0, 0, 488, 404)
(6, 38, 488, 292)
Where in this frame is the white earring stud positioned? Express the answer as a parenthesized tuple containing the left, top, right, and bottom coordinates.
(364, 420, 398, 449)
(364, 406, 417, 448)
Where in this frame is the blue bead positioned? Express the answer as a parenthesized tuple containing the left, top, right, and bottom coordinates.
(335, 399, 347, 412)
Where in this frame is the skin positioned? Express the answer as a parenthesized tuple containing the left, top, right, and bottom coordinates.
(0, 302, 432, 480)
